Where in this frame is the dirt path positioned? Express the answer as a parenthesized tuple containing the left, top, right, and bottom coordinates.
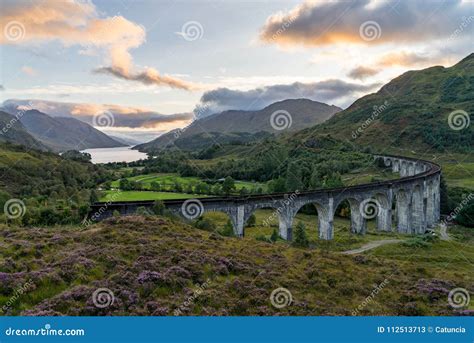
(341, 239, 403, 255)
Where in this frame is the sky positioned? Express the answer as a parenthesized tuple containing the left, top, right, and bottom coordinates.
(0, 0, 473, 142)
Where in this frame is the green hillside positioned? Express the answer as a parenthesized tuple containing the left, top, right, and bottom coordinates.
(0, 143, 111, 225)
(0, 111, 48, 151)
(298, 54, 473, 154)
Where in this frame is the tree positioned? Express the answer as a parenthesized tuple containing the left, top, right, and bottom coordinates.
(119, 178, 132, 191)
(222, 176, 235, 195)
(292, 221, 309, 248)
(61, 150, 91, 162)
(150, 181, 161, 191)
(440, 175, 450, 214)
(270, 228, 279, 242)
(220, 219, 235, 237)
(455, 201, 474, 227)
(285, 162, 303, 192)
(173, 182, 183, 193)
(152, 200, 165, 215)
(323, 173, 344, 188)
(246, 214, 256, 227)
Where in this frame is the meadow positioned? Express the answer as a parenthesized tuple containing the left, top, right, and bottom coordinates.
(100, 190, 207, 202)
(110, 173, 267, 192)
(1, 215, 471, 316)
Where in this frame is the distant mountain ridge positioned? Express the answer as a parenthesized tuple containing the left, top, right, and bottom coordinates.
(135, 99, 341, 152)
(18, 110, 126, 152)
(0, 109, 125, 152)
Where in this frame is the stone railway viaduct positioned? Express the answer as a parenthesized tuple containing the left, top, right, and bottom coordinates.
(89, 155, 441, 241)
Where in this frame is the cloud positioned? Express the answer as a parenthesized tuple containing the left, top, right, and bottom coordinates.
(94, 66, 198, 90)
(194, 80, 381, 117)
(21, 66, 37, 76)
(347, 66, 379, 80)
(346, 49, 461, 79)
(2, 99, 193, 129)
(0, 85, 4, 91)
(0, 0, 196, 90)
(259, 0, 472, 47)
(377, 51, 432, 67)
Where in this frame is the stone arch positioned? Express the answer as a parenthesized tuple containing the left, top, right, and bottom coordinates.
(334, 196, 366, 234)
(408, 163, 416, 176)
(425, 180, 436, 227)
(293, 199, 334, 240)
(395, 189, 411, 233)
(411, 185, 425, 234)
(392, 159, 400, 173)
(400, 161, 408, 177)
(243, 203, 286, 239)
(373, 191, 392, 232)
(201, 208, 240, 236)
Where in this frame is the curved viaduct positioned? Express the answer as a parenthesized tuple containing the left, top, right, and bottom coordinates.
(89, 155, 441, 241)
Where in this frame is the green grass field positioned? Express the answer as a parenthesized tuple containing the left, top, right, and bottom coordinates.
(440, 162, 474, 189)
(100, 190, 207, 202)
(110, 173, 266, 192)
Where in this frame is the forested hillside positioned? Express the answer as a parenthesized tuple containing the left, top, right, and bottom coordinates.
(0, 143, 111, 225)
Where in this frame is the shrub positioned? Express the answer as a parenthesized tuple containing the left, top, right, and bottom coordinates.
(255, 234, 270, 243)
(194, 217, 216, 232)
(136, 206, 150, 216)
(270, 228, 279, 242)
(152, 200, 165, 215)
(220, 220, 235, 237)
(246, 214, 256, 227)
(455, 201, 474, 228)
(292, 221, 309, 248)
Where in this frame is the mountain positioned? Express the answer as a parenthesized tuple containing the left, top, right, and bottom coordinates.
(17, 110, 126, 152)
(108, 135, 141, 146)
(0, 111, 48, 151)
(295, 54, 474, 153)
(135, 99, 341, 152)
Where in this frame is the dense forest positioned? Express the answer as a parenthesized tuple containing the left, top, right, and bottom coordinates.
(0, 143, 112, 225)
